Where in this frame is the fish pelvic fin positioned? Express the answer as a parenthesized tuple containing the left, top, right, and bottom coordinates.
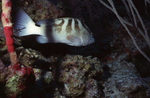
(36, 35, 48, 44)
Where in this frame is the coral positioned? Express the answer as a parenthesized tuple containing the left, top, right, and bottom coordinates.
(1, 0, 14, 54)
(62, 67, 85, 97)
(0, 59, 35, 97)
(85, 79, 101, 98)
(16, 53, 104, 97)
(13, 0, 65, 21)
(1, 0, 150, 97)
(33, 68, 53, 84)
(1, 1, 36, 94)
(16, 68, 53, 98)
(5, 75, 24, 97)
(59, 55, 103, 97)
(3, 65, 35, 97)
(1, 0, 35, 83)
(110, 20, 150, 78)
(0, 36, 7, 52)
(17, 47, 50, 67)
(0, 59, 9, 83)
(102, 53, 150, 98)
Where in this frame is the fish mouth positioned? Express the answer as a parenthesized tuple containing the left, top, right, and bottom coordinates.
(90, 37, 95, 43)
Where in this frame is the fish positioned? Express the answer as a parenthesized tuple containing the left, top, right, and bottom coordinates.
(13, 9, 95, 46)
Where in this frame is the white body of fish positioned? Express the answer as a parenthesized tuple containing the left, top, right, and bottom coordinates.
(13, 10, 95, 46)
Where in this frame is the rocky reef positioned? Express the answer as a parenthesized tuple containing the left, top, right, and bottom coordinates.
(0, 0, 150, 98)
(1, 50, 103, 97)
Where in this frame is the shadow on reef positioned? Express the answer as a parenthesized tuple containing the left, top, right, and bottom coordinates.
(18, 72, 57, 98)
(48, 0, 60, 5)
(16, 54, 106, 98)
(131, 48, 150, 78)
(14, 35, 112, 59)
(0, 82, 6, 98)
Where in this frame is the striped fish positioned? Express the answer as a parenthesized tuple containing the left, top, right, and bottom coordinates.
(13, 10, 95, 46)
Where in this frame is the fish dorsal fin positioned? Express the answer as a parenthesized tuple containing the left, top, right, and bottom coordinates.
(36, 19, 52, 26)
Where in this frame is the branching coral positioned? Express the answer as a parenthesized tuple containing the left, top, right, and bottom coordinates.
(99, 0, 150, 62)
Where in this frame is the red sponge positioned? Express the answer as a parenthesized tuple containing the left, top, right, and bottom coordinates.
(4, 26, 14, 53)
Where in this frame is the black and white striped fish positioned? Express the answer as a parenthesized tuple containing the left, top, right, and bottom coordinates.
(13, 10, 95, 46)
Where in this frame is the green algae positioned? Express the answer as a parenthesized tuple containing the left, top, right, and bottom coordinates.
(5, 75, 22, 96)
(0, 37, 7, 52)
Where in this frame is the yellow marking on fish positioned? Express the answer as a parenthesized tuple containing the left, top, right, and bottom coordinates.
(53, 19, 64, 33)
(74, 19, 80, 32)
(66, 19, 72, 33)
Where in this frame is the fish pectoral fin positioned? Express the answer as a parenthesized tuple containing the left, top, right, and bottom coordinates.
(66, 35, 81, 42)
(36, 36, 48, 44)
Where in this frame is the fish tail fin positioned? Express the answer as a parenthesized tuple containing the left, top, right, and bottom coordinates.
(13, 9, 41, 36)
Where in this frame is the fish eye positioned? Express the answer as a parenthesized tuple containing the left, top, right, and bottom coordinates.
(35, 24, 41, 27)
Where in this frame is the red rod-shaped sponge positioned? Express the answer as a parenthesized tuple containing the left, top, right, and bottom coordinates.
(3, 26, 14, 53)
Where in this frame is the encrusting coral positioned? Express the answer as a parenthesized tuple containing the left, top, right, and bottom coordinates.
(58, 55, 103, 97)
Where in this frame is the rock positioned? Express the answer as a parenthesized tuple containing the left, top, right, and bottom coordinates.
(33, 68, 53, 85)
(0, 59, 8, 82)
(59, 55, 103, 97)
(18, 48, 50, 67)
(132, 50, 150, 77)
(103, 55, 150, 98)
(85, 79, 102, 98)
(17, 68, 53, 98)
